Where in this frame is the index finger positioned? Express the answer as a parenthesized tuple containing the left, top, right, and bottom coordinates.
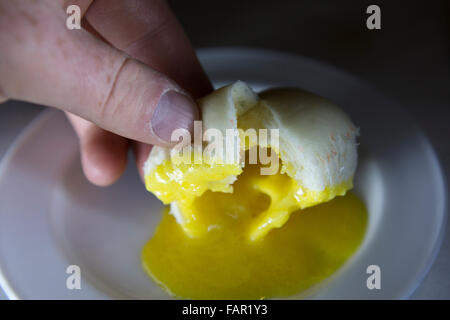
(83, 0, 213, 98)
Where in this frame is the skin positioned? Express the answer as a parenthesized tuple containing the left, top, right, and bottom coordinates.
(0, 0, 213, 186)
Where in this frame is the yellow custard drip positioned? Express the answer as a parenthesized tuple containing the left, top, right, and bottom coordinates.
(141, 163, 367, 299)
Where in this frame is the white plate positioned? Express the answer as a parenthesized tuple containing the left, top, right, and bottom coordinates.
(0, 48, 446, 299)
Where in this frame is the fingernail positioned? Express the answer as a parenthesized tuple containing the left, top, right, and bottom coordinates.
(151, 90, 199, 143)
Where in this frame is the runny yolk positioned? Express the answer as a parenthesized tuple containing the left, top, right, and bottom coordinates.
(144, 149, 354, 241)
(141, 162, 367, 299)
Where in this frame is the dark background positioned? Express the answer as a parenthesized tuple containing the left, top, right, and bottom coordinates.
(168, 0, 450, 298)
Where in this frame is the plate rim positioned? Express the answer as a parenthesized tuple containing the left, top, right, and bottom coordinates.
(0, 109, 56, 299)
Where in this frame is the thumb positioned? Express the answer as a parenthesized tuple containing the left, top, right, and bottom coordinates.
(0, 2, 199, 146)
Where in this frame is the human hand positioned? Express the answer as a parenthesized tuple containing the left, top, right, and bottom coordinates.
(0, 0, 212, 186)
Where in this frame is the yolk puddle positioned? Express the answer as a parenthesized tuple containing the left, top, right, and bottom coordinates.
(141, 162, 367, 299)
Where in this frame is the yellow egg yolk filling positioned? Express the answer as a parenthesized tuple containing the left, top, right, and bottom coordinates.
(142, 159, 367, 299)
(144, 150, 353, 241)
